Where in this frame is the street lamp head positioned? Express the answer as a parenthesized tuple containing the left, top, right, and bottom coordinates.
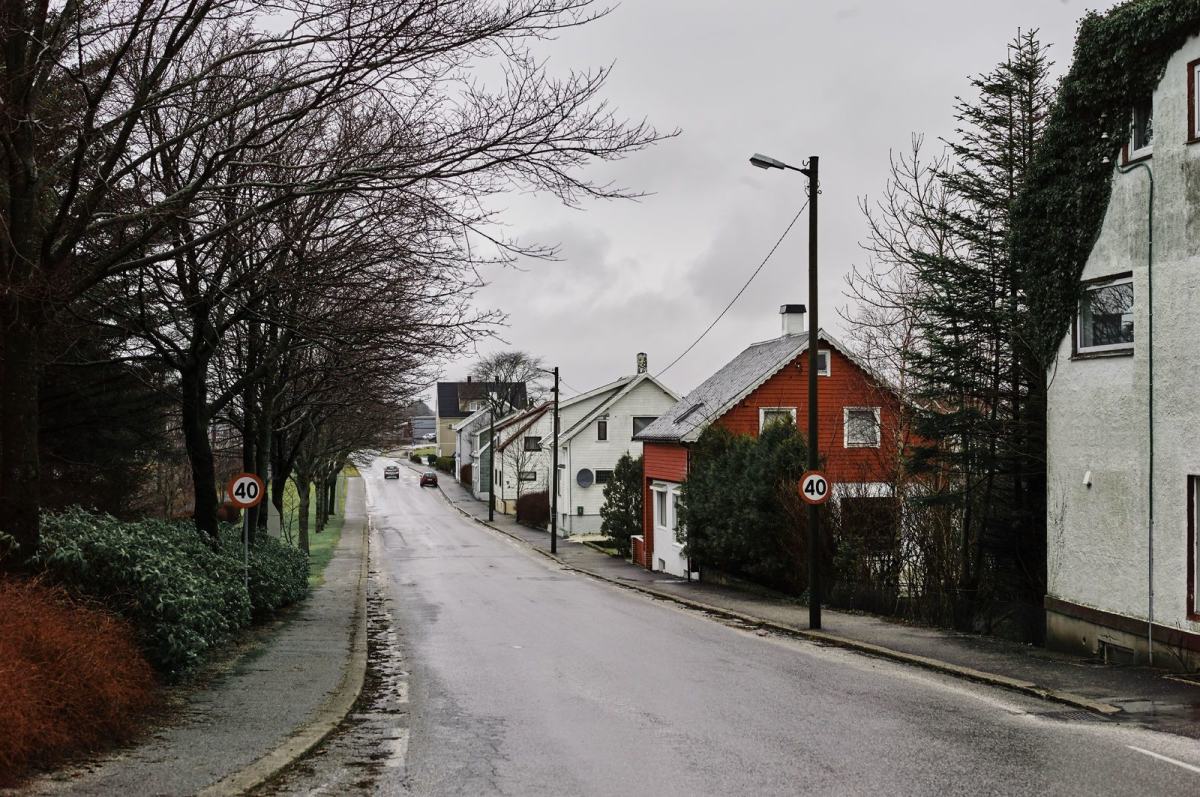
(750, 153, 787, 170)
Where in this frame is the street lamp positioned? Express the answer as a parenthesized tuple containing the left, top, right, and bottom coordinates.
(750, 151, 822, 630)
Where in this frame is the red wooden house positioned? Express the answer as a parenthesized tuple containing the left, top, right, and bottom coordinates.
(632, 305, 906, 577)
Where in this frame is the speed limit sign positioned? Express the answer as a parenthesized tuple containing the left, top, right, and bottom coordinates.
(227, 473, 265, 509)
(800, 470, 831, 505)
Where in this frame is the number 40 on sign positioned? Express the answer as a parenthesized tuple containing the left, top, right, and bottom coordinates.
(800, 471, 831, 505)
(227, 473, 264, 509)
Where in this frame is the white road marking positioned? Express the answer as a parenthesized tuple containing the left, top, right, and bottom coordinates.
(1128, 745, 1200, 775)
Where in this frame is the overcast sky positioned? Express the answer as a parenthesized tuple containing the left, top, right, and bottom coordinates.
(430, 0, 1099, 407)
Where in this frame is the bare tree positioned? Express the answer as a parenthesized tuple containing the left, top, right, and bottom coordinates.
(2, 0, 670, 555)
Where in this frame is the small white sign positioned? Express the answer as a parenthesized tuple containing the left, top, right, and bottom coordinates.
(800, 471, 831, 505)
(227, 473, 265, 509)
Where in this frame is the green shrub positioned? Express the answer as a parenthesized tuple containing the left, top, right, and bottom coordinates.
(681, 421, 809, 594)
(600, 454, 642, 557)
(34, 508, 309, 679)
(220, 527, 309, 619)
(425, 453, 437, 466)
(409, 452, 422, 463)
(435, 456, 455, 475)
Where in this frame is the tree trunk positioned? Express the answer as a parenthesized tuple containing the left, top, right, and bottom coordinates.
(0, 314, 42, 563)
(271, 430, 288, 532)
(295, 476, 311, 554)
(254, 396, 272, 537)
(327, 475, 337, 517)
(315, 476, 326, 533)
(180, 363, 220, 541)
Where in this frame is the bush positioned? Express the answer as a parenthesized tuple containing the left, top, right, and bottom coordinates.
(516, 490, 549, 528)
(435, 456, 455, 475)
(34, 508, 308, 679)
(681, 421, 809, 594)
(426, 453, 437, 466)
(600, 454, 642, 557)
(0, 577, 156, 785)
(410, 452, 422, 463)
(220, 527, 310, 619)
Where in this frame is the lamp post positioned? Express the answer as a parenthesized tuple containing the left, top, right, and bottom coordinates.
(750, 151, 822, 630)
(536, 366, 561, 555)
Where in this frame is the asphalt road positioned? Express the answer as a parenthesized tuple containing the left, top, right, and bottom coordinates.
(270, 456, 1200, 796)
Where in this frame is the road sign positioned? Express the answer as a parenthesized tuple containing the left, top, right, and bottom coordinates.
(800, 470, 831, 505)
(227, 473, 265, 509)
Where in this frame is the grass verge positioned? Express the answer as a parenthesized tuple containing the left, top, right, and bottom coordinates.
(277, 468, 351, 586)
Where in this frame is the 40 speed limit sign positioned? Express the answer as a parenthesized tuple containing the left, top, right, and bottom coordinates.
(800, 470, 832, 505)
(227, 473, 265, 509)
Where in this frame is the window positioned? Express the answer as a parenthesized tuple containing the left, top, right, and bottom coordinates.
(654, 489, 668, 528)
(597, 419, 608, 441)
(672, 494, 681, 533)
(518, 470, 537, 482)
(632, 416, 657, 436)
(759, 407, 797, 431)
(596, 469, 614, 485)
(523, 435, 542, 451)
(817, 349, 831, 376)
(844, 407, 881, 448)
(1076, 276, 1134, 355)
(1129, 96, 1153, 159)
(1190, 476, 1200, 620)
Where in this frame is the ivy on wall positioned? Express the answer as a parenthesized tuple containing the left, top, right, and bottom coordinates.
(1013, 0, 1200, 366)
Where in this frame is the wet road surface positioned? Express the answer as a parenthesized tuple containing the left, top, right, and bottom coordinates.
(262, 457, 1200, 796)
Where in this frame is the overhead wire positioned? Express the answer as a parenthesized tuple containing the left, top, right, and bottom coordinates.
(655, 198, 810, 380)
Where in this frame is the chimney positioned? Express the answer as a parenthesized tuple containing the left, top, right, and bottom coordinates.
(637, 352, 648, 374)
(780, 304, 806, 336)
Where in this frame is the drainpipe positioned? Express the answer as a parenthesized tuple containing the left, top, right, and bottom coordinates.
(1118, 158, 1154, 665)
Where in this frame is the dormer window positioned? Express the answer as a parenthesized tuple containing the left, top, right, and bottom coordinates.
(1129, 97, 1153, 160)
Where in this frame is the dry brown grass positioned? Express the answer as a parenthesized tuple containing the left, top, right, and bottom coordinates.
(0, 577, 158, 786)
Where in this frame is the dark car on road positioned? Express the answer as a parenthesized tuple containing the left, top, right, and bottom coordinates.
(420, 471, 438, 488)
(384, 465, 400, 479)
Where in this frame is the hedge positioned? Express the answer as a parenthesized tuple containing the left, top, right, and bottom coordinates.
(33, 508, 308, 679)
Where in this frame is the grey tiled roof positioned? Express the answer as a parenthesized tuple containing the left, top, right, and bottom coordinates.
(636, 333, 809, 443)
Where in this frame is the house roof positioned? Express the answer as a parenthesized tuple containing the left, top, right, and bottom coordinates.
(436, 381, 527, 419)
(635, 329, 893, 444)
(558, 372, 680, 444)
(495, 403, 551, 452)
(451, 406, 490, 433)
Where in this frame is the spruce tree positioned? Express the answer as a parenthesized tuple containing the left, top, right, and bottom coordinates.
(908, 30, 1054, 637)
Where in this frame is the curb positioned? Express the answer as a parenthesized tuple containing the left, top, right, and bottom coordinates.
(199, 514, 372, 796)
(434, 484, 1122, 719)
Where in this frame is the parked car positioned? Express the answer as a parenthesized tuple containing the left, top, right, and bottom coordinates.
(384, 465, 400, 480)
(422, 432, 437, 441)
(420, 471, 438, 488)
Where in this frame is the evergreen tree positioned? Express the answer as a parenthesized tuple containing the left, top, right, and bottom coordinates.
(600, 454, 643, 558)
(908, 29, 1054, 637)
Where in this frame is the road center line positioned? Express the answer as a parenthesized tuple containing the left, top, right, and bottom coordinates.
(1128, 745, 1200, 775)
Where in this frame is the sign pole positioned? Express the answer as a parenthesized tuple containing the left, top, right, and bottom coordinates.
(243, 510, 250, 593)
(227, 472, 264, 597)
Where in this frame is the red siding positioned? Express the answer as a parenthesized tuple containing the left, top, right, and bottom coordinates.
(639, 442, 690, 568)
(715, 347, 900, 484)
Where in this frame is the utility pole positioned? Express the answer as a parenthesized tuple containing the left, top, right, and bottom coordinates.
(805, 156, 821, 630)
(551, 366, 559, 555)
(488, 402, 495, 522)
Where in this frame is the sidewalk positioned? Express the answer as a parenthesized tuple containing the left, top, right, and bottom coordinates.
(20, 478, 369, 797)
(434, 472, 1200, 740)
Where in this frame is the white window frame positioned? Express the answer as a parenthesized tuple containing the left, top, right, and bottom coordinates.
(595, 469, 614, 485)
(1130, 98, 1154, 160)
(1076, 276, 1134, 355)
(632, 416, 657, 437)
(759, 406, 797, 432)
(523, 435, 542, 452)
(653, 486, 669, 530)
(1192, 60, 1200, 140)
(597, 419, 608, 441)
(843, 407, 882, 449)
(518, 470, 537, 482)
(817, 349, 831, 377)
